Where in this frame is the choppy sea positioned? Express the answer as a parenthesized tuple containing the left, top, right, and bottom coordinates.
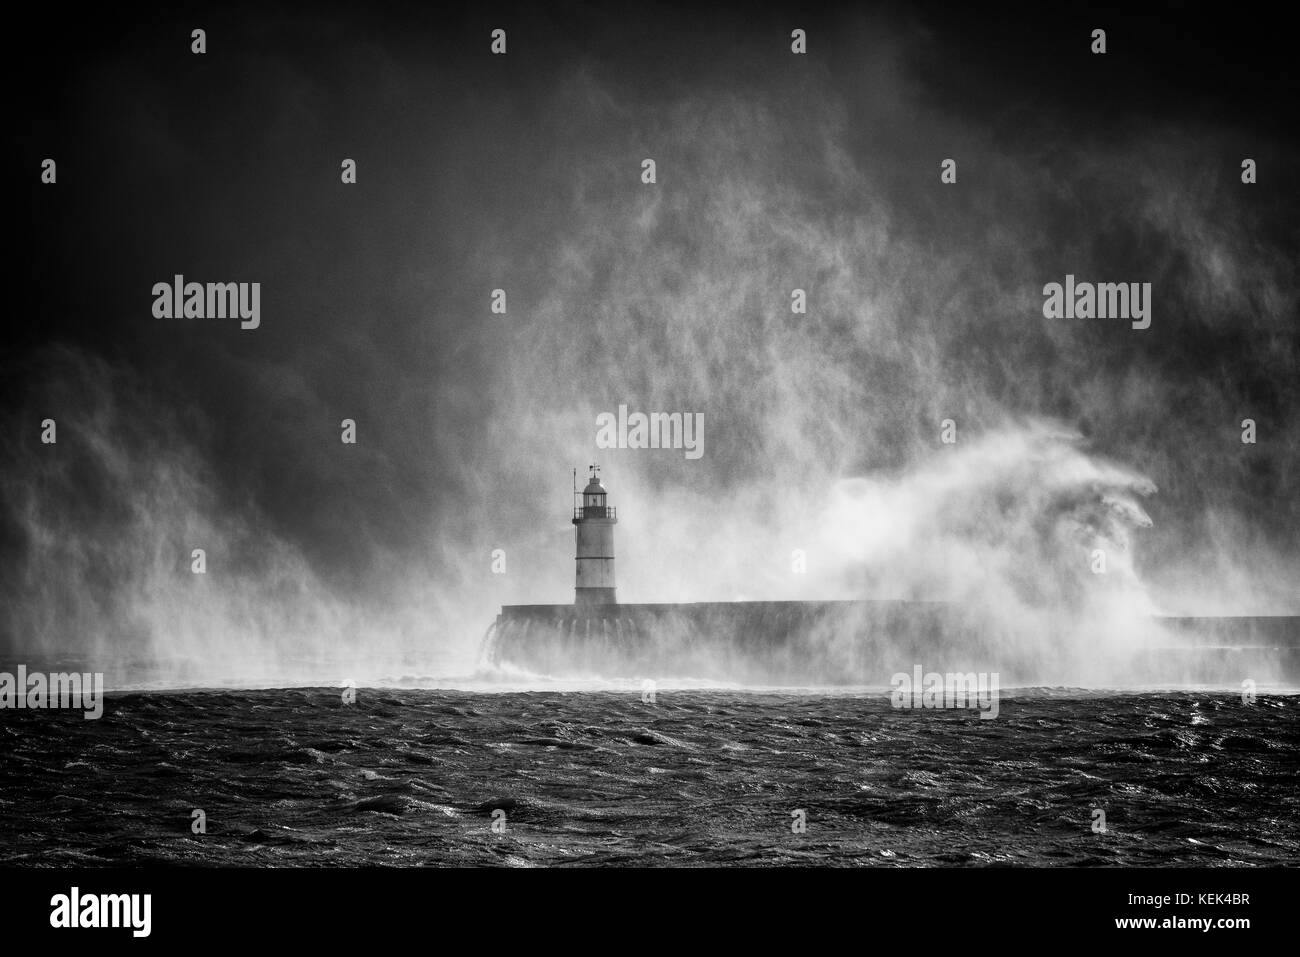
(2, 686, 1297, 866)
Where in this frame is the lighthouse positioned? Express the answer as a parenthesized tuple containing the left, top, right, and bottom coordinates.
(573, 465, 618, 605)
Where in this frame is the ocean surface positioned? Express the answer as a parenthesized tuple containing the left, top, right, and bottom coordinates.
(2, 688, 1297, 866)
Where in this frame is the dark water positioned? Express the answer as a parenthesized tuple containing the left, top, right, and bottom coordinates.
(1, 689, 1297, 866)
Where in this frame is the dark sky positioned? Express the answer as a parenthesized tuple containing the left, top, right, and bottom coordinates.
(4, 1, 1298, 673)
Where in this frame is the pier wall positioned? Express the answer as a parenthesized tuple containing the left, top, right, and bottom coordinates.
(486, 602, 1300, 686)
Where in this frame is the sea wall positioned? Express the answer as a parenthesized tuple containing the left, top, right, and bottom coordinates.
(487, 601, 1300, 686)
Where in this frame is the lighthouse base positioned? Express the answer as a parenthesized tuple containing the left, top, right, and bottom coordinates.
(574, 587, 617, 606)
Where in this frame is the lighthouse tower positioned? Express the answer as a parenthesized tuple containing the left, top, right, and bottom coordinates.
(573, 465, 618, 605)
